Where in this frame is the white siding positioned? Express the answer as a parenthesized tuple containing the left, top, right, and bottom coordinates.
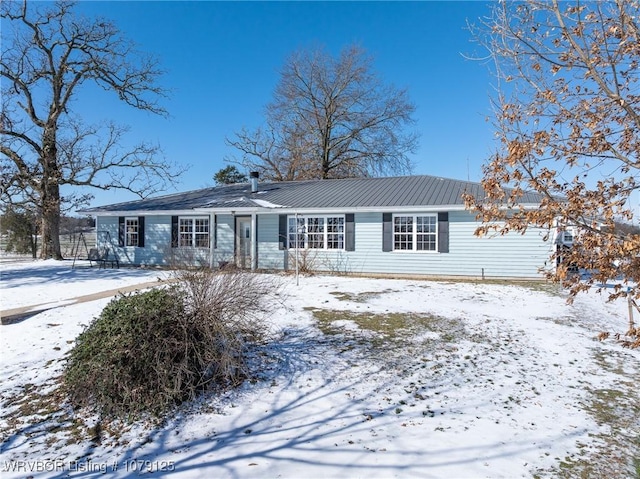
(96, 215, 172, 266)
(213, 214, 235, 266)
(98, 211, 553, 278)
(255, 211, 553, 278)
(257, 214, 286, 270)
(96, 216, 118, 249)
(342, 211, 552, 278)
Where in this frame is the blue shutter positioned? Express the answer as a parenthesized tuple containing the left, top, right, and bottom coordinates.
(118, 217, 124, 247)
(438, 212, 449, 253)
(279, 215, 288, 250)
(171, 216, 179, 248)
(345, 214, 355, 251)
(382, 213, 392, 252)
(138, 216, 145, 247)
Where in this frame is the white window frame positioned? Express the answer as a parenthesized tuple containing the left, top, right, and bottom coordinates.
(393, 214, 437, 252)
(179, 216, 210, 248)
(125, 217, 139, 247)
(288, 215, 345, 250)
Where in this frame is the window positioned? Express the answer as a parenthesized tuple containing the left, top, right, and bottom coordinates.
(416, 216, 437, 251)
(125, 217, 139, 247)
(288, 215, 345, 250)
(327, 217, 345, 249)
(179, 217, 209, 247)
(393, 215, 437, 251)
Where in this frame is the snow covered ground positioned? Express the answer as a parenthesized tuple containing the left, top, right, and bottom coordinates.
(1, 260, 638, 478)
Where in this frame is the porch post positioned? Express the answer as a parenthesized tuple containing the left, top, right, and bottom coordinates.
(251, 212, 257, 271)
(209, 212, 215, 269)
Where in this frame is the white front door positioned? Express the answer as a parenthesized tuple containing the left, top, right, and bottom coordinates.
(235, 217, 252, 269)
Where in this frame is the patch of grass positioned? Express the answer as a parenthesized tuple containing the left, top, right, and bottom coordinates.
(307, 308, 461, 341)
(329, 290, 395, 303)
(0, 378, 92, 451)
(306, 307, 465, 351)
(537, 349, 640, 478)
(433, 278, 563, 296)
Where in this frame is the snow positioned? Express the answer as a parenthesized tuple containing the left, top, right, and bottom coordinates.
(1, 260, 638, 478)
(251, 198, 285, 208)
(0, 259, 167, 310)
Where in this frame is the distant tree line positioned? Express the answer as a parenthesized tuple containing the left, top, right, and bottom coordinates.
(1, 209, 94, 258)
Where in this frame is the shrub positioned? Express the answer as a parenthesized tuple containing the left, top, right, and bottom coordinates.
(64, 270, 279, 420)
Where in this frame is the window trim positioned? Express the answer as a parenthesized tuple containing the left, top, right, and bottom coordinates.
(287, 214, 346, 250)
(392, 214, 438, 252)
(178, 216, 210, 248)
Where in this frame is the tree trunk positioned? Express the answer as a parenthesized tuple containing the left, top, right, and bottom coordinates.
(40, 200, 62, 259)
(31, 224, 38, 259)
(40, 126, 63, 260)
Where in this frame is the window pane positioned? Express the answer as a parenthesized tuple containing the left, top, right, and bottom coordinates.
(179, 219, 193, 231)
(179, 219, 193, 247)
(177, 218, 209, 248)
(327, 217, 344, 248)
(189, 219, 208, 247)
(327, 217, 344, 232)
(195, 234, 209, 247)
(287, 215, 345, 250)
(307, 217, 324, 248)
(394, 234, 413, 250)
(394, 216, 413, 250)
(288, 217, 305, 248)
(195, 219, 209, 233)
(416, 235, 436, 251)
(125, 218, 138, 247)
(416, 216, 436, 233)
(327, 234, 344, 249)
(416, 216, 436, 251)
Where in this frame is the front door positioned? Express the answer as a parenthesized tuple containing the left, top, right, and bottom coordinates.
(235, 217, 252, 269)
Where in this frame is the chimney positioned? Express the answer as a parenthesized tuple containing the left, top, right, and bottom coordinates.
(250, 171, 259, 193)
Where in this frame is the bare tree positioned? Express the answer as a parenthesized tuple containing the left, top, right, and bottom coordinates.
(1, 1, 183, 259)
(227, 45, 419, 181)
(464, 0, 640, 301)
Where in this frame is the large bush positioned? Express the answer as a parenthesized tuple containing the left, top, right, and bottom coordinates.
(64, 270, 278, 419)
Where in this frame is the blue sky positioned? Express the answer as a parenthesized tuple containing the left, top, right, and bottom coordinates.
(71, 1, 497, 208)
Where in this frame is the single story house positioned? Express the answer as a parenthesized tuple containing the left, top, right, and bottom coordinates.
(79, 174, 563, 278)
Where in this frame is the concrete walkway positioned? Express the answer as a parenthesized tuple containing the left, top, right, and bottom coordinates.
(0, 279, 174, 325)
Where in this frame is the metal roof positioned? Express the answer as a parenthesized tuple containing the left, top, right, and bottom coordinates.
(80, 175, 543, 213)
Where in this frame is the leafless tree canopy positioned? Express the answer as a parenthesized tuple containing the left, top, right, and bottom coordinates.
(226, 45, 419, 181)
(1, 0, 183, 259)
(464, 0, 640, 300)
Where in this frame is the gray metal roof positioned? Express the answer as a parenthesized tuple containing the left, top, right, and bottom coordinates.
(80, 175, 543, 213)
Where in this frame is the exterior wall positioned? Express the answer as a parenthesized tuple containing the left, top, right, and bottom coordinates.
(342, 211, 553, 278)
(257, 214, 286, 270)
(256, 211, 554, 279)
(95, 216, 119, 258)
(96, 215, 172, 266)
(213, 214, 235, 267)
(97, 210, 554, 278)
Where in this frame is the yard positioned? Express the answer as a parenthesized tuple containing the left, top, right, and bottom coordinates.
(0, 260, 638, 478)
